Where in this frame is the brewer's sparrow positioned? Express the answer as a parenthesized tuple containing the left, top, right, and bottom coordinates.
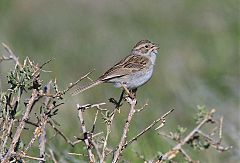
(72, 40, 159, 96)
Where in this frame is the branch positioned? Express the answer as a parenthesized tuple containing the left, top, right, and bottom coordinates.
(61, 69, 95, 95)
(48, 120, 75, 146)
(100, 107, 118, 163)
(20, 152, 45, 162)
(112, 97, 137, 163)
(0, 43, 22, 68)
(124, 109, 174, 149)
(2, 89, 40, 163)
(158, 109, 231, 162)
(77, 104, 95, 163)
(49, 149, 58, 163)
(39, 82, 51, 163)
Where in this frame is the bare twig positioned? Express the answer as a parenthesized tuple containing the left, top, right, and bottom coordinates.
(20, 152, 46, 161)
(38, 119, 47, 163)
(0, 119, 15, 158)
(100, 108, 118, 163)
(24, 126, 43, 152)
(1, 88, 22, 158)
(48, 120, 75, 146)
(1, 43, 22, 68)
(77, 104, 95, 163)
(39, 59, 53, 69)
(2, 89, 40, 163)
(112, 97, 137, 163)
(91, 139, 103, 161)
(180, 148, 194, 162)
(39, 82, 51, 163)
(49, 149, 58, 163)
(77, 102, 106, 111)
(218, 116, 223, 143)
(159, 109, 231, 162)
(135, 101, 149, 113)
(61, 69, 95, 95)
(89, 110, 103, 160)
(41, 70, 95, 98)
(68, 152, 86, 156)
(124, 109, 174, 149)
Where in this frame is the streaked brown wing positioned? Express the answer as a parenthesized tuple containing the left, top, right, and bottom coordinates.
(99, 55, 149, 81)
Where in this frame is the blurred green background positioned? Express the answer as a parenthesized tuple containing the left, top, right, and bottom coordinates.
(0, 0, 239, 162)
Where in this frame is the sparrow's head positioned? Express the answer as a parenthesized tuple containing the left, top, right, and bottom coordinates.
(132, 40, 159, 56)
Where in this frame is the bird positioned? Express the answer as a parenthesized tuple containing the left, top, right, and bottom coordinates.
(72, 40, 159, 98)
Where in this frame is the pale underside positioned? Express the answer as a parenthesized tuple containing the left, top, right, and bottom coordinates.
(99, 52, 156, 89)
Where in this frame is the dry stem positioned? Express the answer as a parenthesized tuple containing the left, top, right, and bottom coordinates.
(2, 90, 40, 163)
(77, 104, 95, 163)
(112, 97, 137, 163)
(158, 109, 231, 162)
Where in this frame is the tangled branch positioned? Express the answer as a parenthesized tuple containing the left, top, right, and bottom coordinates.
(0, 44, 231, 163)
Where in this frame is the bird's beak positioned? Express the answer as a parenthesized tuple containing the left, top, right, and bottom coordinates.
(154, 43, 159, 50)
(151, 44, 159, 53)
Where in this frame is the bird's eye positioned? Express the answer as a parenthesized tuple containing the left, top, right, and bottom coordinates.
(145, 45, 149, 48)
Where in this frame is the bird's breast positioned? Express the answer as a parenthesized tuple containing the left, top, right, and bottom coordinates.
(149, 51, 157, 65)
(113, 66, 154, 89)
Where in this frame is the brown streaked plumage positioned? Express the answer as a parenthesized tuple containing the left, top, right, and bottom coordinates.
(99, 55, 149, 80)
(71, 40, 158, 96)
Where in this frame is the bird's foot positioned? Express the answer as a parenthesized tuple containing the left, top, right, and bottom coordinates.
(109, 97, 123, 111)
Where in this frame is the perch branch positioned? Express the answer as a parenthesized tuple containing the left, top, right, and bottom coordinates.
(112, 97, 137, 163)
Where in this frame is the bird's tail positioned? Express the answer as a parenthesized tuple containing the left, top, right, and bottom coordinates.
(71, 80, 103, 96)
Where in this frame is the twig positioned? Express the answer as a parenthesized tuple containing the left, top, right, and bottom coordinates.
(61, 69, 95, 95)
(112, 97, 137, 163)
(124, 109, 174, 149)
(2, 89, 40, 163)
(20, 153, 45, 161)
(39, 82, 51, 163)
(197, 128, 231, 152)
(218, 116, 223, 143)
(180, 148, 194, 162)
(68, 152, 86, 156)
(1, 43, 22, 68)
(77, 104, 95, 163)
(91, 139, 102, 161)
(90, 110, 103, 160)
(38, 119, 47, 163)
(39, 59, 53, 69)
(77, 102, 106, 111)
(72, 132, 103, 146)
(100, 108, 117, 163)
(49, 149, 58, 163)
(24, 126, 43, 152)
(159, 109, 231, 162)
(48, 121, 75, 146)
(159, 109, 216, 162)
(40, 70, 95, 98)
(91, 110, 99, 134)
(135, 101, 149, 113)
(0, 119, 15, 158)
(1, 88, 22, 158)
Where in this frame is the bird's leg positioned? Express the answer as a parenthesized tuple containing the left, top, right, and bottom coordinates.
(116, 90, 125, 109)
(120, 82, 137, 99)
(108, 90, 125, 109)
